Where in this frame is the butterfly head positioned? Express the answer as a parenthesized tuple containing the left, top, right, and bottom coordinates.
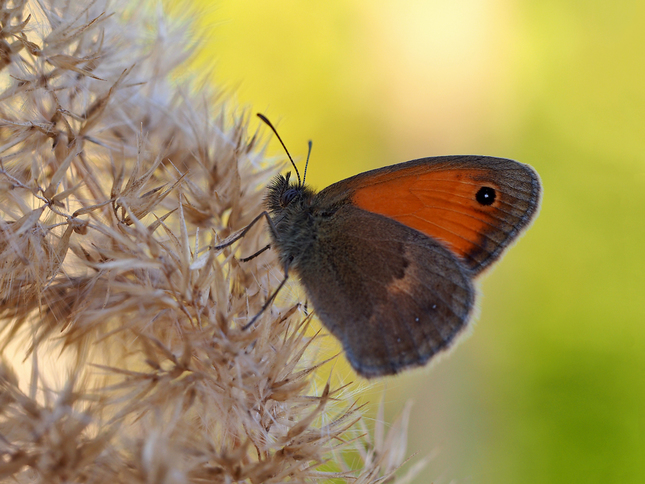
(265, 171, 314, 214)
(264, 171, 318, 270)
(257, 113, 318, 214)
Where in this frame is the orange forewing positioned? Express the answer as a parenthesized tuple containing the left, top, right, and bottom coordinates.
(351, 169, 500, 259)
(339, 157, 539, 273)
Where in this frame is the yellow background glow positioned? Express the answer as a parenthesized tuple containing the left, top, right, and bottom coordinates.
(174, 1, 645, 482)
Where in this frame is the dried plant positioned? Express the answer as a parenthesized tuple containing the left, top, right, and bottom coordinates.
(0, 0, 425, 482)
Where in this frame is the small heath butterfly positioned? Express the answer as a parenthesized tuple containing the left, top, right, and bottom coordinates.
(218, 114, 541, 378)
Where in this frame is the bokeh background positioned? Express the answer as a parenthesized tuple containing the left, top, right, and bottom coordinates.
(173, 1, 645, 482)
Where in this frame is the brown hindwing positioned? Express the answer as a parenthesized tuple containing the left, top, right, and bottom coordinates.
(294, 205, 475, 377)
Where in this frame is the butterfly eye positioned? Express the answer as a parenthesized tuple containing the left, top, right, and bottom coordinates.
(281, 188, 298, 207)
(475, 186, 496, 206)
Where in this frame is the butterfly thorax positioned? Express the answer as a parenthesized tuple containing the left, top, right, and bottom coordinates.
(265, 173, 328, 271)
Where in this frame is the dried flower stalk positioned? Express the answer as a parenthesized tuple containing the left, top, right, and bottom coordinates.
(0, 0, 424, 482)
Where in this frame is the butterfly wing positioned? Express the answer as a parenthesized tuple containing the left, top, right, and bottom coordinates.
(295, 204, 475, 377)
(317, 156, 541, 275)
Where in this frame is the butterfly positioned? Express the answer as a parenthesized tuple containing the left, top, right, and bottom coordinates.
(218, 114, 541, 378)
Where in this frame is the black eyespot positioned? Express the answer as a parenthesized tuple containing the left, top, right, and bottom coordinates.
(281, 188, 298, 207)
(476, 186, 496, 206)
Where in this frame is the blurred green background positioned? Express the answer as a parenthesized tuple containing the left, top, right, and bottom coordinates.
(178, 1, 645, 482)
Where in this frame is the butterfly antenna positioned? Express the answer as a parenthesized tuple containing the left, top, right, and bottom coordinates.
(303, 140, 312, 185)
(257, 113, 301, 186)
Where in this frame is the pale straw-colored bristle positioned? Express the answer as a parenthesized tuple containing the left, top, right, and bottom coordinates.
(0, 0, 425, 482)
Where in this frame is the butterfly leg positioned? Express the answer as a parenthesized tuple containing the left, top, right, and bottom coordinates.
(240, 244, 271, 262)
(212, 210, 272, 250)
(213, 212, 290, 330)
(241, 212, 291, 330)
(242, 261, 289, 330)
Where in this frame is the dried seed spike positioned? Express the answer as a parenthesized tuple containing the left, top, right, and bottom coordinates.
(0, 1, 419, 482)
